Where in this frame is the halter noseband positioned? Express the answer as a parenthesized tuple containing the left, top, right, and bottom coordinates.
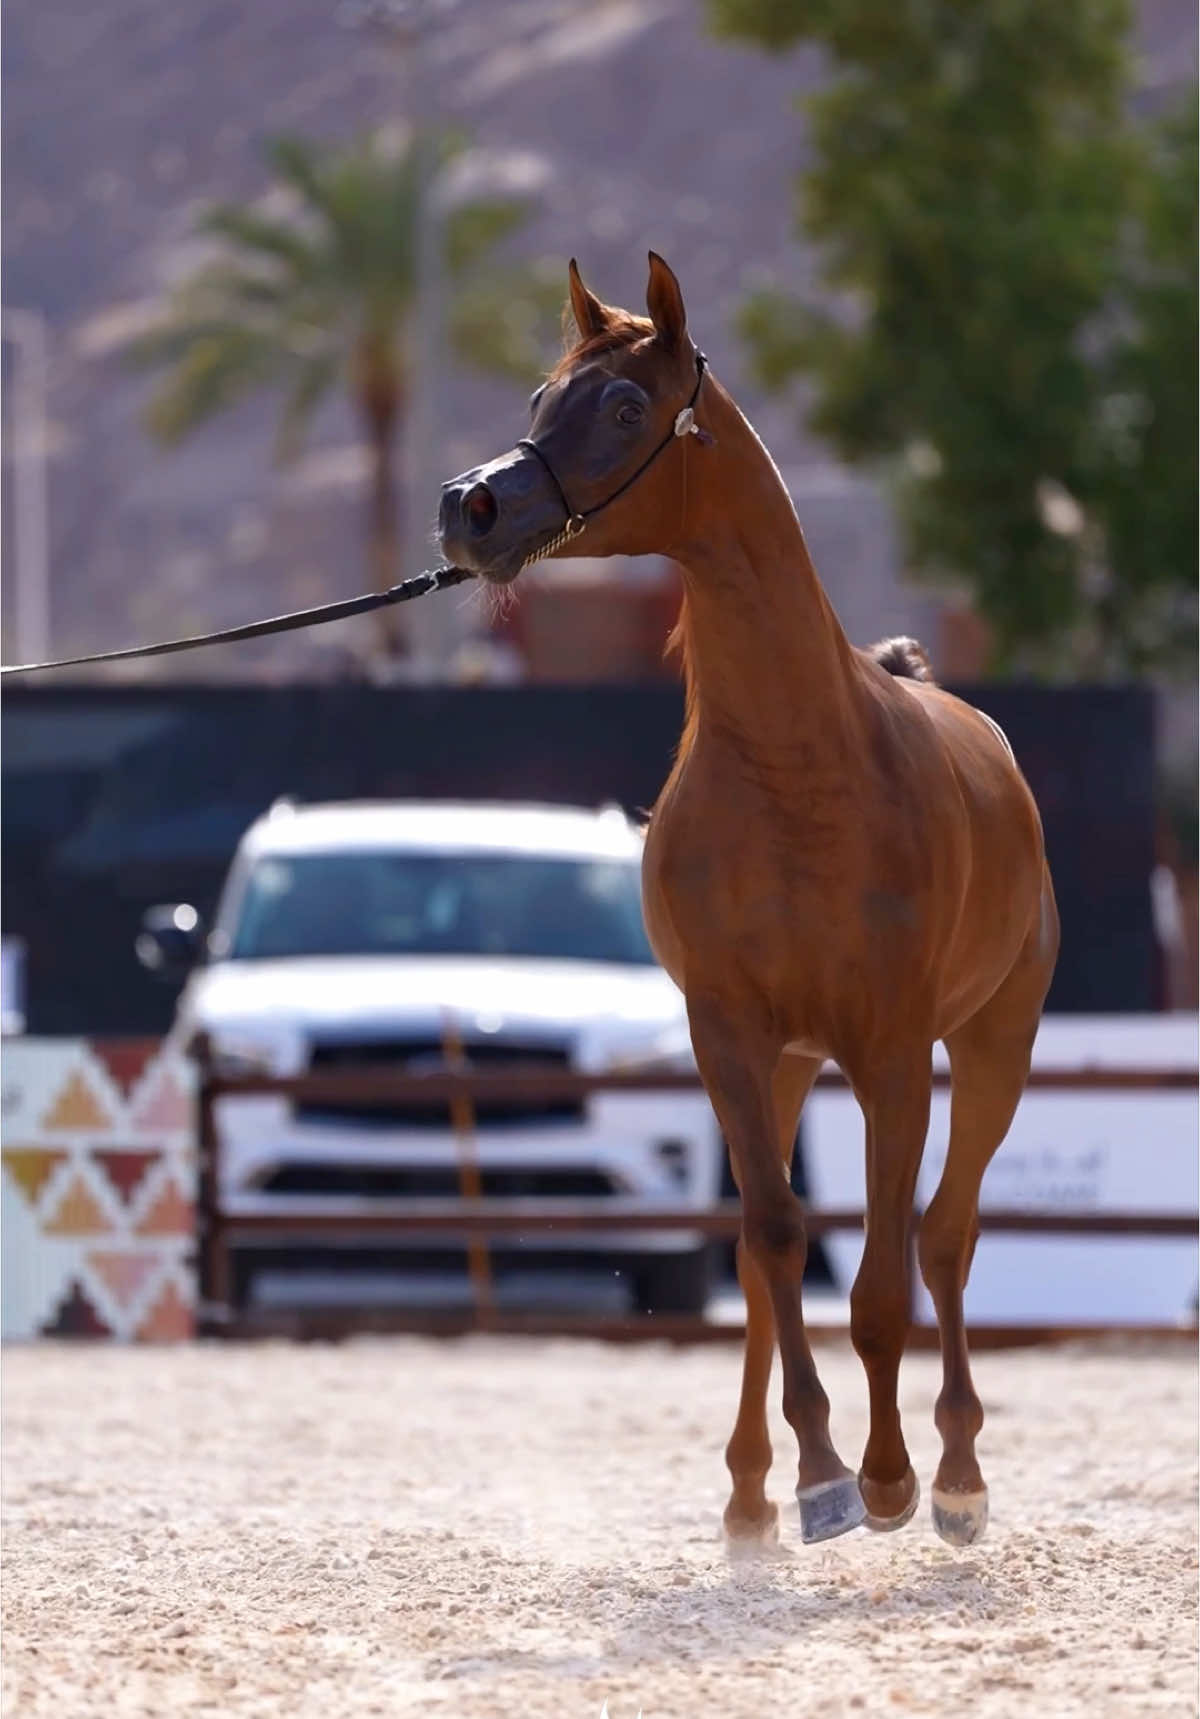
(516, 350, 708, 564)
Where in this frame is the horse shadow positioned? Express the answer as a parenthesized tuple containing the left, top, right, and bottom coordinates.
(425, 1538, 1009, 1686)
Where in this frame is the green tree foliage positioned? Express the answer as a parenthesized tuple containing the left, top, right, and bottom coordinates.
(710, 0, 1197, 676)
(1087, 92, 1198, 675)
(133, 131, 560, 654)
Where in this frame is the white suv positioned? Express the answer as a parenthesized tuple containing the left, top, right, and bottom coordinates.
(142, 800, 721, 1313)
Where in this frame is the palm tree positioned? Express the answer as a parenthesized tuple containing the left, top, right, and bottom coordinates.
(133, 130, 558, 658)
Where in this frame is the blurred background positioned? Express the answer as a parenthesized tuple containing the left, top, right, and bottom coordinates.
(2, 0, 1196, 1339)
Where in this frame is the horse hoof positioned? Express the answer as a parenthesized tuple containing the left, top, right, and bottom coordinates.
(860, 1467, 920, 1533)
(931, 1485, 989, 1547)
(723, 1500, 780, 1551)
(796, 1475, 866, 1544)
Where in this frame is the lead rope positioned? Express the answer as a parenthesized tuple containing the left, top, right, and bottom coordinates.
(2, 355, 713, 675)
(0, 564, 477, 677)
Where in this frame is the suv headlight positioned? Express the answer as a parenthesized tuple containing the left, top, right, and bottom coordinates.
(644, 1020, 696, 1068)
(207, 1029, 303, 1081)
(584, 1020, 696, 1074)
(211, 1042, 277, 1079)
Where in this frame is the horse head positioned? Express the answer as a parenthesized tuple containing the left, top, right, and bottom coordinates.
(438, 253, 707, 585)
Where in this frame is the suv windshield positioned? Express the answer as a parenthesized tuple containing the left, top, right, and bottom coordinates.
(227, 850, 656, 965)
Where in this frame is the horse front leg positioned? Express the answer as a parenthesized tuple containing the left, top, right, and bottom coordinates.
(689, 999, 862, 1544)
(723, 1052, 822, 1545)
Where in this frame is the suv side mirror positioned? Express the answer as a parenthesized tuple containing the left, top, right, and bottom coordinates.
(135, 905, 205, 981)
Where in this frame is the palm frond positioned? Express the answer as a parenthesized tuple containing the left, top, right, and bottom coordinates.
(266, 134, 331, 215)
(129, 305, 278, 369)
(444, 198, 533, 277)
(143, 328, 289, 444)
(200, 204, 324, 277)
(447, 264, 563, 384)
(133, 124, 551, 485)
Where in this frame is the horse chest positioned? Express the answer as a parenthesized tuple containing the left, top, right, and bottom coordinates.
(644, 806, 844, 981)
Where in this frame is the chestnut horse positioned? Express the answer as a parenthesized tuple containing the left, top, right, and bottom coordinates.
(439, 254, 1058, 1549)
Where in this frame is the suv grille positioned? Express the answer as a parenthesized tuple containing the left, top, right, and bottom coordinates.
(296, 1037, 582, 1129)
(258, 1164, 614, 1198)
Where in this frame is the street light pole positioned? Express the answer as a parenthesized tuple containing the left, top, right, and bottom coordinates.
(340, 0, 459, 678)
(401, 4, 457, 676)
(2, 309, 51, 665)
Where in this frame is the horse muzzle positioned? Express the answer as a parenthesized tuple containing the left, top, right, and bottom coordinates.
(438, 447, 567, 585)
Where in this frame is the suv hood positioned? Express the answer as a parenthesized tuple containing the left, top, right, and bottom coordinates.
(182, 955, 690, 1064)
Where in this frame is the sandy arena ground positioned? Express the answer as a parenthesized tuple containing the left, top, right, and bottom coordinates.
(2, 1336, 1196, 1718)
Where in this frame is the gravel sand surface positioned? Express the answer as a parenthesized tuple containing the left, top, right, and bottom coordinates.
(3, 1337, 1196, 1717)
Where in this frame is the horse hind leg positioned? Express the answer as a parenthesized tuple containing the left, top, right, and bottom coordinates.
(919, 1032, 1026, 1547)
(723, 1052, 821, 1547)
(921, 903, 1057, 1546)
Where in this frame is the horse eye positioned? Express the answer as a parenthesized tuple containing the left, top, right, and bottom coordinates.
(616, 401, 644, 426)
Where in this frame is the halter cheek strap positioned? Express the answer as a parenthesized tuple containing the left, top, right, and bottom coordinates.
(516, 351, 709, 562)
(518, 438, 584, 543)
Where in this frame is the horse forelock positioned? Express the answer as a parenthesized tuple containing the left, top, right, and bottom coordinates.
(549, 310, 655, 384)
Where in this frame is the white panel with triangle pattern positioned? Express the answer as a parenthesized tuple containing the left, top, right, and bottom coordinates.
(1, 1039, 195, 1340)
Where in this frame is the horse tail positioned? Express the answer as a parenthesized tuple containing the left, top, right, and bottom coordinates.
(869, 635, 935, 683)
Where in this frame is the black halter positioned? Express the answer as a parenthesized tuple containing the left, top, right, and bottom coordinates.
(516, 351, 708, 554)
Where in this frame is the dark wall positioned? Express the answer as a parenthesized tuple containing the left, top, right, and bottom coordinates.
(2, 682, 1156, 1034)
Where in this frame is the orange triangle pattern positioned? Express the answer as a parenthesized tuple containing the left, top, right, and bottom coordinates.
(136, 1278, 192, 1341)
(130, 1065, 190, 1134)
(135, 1177, 193, 1237)
(87, 1250, 160, 1310)
(2, 1146, 68, 1206)
(44, 1172, 112, 1237)
(40, 1068, 114, 1133)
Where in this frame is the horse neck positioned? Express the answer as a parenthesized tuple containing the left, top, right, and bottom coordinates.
(670, 377, 862, 752)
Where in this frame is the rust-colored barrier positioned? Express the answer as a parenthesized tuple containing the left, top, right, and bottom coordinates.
(189, 1035, 1198, 1345)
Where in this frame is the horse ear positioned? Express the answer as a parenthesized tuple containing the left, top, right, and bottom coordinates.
(568, 258, 611, 341)
(646, 251, 687, 351)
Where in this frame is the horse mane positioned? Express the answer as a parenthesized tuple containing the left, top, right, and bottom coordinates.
(666, 616, 937, 753)
(665, 600, 699, 760)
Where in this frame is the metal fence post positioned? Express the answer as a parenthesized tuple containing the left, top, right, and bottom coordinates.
(190, 1031, 231, 1334)
(442, 1012, 494, 1327)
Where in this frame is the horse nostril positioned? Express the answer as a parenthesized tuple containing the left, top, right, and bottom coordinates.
(463, 483, 498, 537)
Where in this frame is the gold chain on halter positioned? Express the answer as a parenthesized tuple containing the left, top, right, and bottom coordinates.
(520, 514, 587, 571)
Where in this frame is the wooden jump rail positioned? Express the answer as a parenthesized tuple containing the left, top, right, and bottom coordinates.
(189, 1036, 1198, 1344)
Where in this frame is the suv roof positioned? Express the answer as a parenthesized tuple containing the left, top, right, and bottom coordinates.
(241, 800, 645, 862)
